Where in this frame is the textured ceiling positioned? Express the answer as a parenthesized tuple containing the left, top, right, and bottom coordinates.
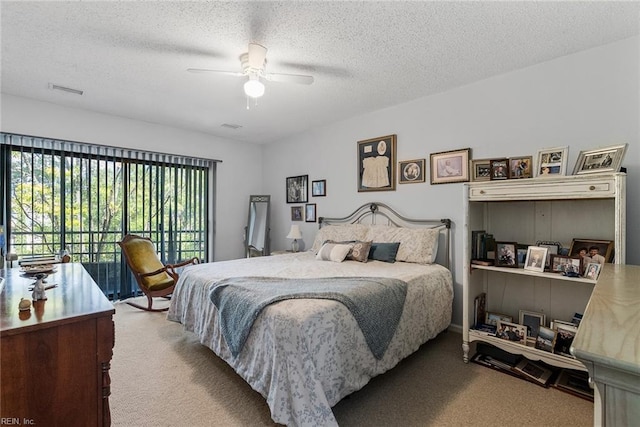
(1, 1, 639, 144)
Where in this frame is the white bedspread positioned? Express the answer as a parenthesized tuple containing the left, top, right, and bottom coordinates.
(167, 252, 453, 426)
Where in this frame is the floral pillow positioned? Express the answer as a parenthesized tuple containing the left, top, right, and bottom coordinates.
(311, 224, 370, 253)
(365, 225, 439, 264)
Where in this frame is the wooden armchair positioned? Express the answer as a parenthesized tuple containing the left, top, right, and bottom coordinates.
(118, 234, 199, 312)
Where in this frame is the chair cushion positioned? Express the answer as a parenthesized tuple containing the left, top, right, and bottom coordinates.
(124, 237, 174, 291)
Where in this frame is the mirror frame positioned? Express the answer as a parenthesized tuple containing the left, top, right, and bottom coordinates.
(245, 195, 271, 257)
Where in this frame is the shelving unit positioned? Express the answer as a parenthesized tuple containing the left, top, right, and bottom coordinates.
(462, 173, 626, 371)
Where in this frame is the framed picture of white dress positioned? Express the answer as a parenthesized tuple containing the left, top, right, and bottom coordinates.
(357, 134, 396, 192)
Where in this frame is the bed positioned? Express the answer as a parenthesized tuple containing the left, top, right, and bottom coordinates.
(167, 202, 453, 426)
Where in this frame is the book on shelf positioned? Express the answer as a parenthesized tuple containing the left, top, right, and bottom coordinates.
(473, 292, 486, 327)
(471, 258, 494, 266)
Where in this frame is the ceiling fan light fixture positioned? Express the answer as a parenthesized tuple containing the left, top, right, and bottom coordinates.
(244, 75, 265, 98)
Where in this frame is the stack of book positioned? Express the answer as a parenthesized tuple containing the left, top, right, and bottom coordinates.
(18, 254, 59, 266)
(472, 343, 556, 387)
(471, 230, 496, 265)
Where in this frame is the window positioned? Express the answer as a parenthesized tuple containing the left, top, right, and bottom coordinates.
(1, 133, 215, 299)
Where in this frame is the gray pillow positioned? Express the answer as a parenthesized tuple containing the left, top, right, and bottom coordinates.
(368, 242, 401, 263)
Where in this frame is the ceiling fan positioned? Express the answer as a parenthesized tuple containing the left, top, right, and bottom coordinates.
(187, 43, 314, 101)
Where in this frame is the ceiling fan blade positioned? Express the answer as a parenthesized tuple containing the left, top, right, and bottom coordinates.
(247, 43, 267, 69)
(187, 68, 244, 77)
(265, 73, 314, 85)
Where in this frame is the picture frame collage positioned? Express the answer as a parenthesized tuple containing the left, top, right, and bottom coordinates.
(286, 175, 324, 223)
(471, 233, 612, 280)
(470, 143, 627, 182)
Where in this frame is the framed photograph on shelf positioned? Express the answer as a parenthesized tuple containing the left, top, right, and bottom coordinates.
(572, 143, 628, 175)
(357, 134, 396, 192)
(305, 204, 317, 223)
(535, 240, 562, 268)
(485, 312, 513, 327)
(311, 180, 326, 197)
(495, 320, 527, 345)
(495, 241, 518, 267)
(470, 158, 491, 182)
(535, 146, 568, 177)
(399, 159, 426, 184)
(429, 148, 470, 184)
(489, 158, 509, 180)
(535, 326, 556, 353)
(568, 238, 614, 262)
(584, 262, 602, 280)
(553, 323, 578, 357)
(291, 206, 303, 221)
(508, 156, 533, 179)
(519, 310, 546, 339)
(524, 246, 548, 272)
(549, 254, 582, 275)
(286, 175, 308, 204)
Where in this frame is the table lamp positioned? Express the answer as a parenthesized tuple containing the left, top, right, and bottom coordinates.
(286, 225, 302, 253)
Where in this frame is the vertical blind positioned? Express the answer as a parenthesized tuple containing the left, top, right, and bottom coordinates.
(1, 133, 216, 299)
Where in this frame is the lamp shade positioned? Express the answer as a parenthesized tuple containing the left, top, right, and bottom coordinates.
(244, 75, 265, 98)
(286, 225, 302, 240)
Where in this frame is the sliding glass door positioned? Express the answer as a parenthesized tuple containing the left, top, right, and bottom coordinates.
(1, 133, 214, 299)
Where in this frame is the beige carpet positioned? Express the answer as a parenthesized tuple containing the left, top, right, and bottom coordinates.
(110, 299, 593, 426)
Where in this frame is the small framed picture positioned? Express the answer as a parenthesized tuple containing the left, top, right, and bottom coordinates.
(399, 159, 426, 184)
(584, 262, 602, 280)
(568, 238, 614, 263)
(429, 148, 471, 184)
(524, 246, 548, 272)
(286, 175, 309, 204)
(508, 156, 533, 179)
(305, 203, 317, 223)
(495, 320, 527, 345)
(549, 254, 582, 275)
(519, 310, 546, 339)
(553, 323, 578, 357)
(470, 158, 491, 182)
(311, 180, 326, 197)
(535, 146, 568, 177)
(495, 241, 518, 267)
(535, 240, 562, 268)
(485, 312, 513, 327)
(535, 326, 556, 353)
(573, 143, 628, 175)
(291, 206, 303, 221)
(357, 135, 396, 192)
(489, 158, 509, 180)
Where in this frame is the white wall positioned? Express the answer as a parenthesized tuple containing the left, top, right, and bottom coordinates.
(0, 94, 263, 261)
(262, 36, 639, 328)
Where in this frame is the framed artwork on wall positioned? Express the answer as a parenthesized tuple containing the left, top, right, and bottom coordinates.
(291, 206, 303, 221)
(357, 134, 396, 192)
(535, 146, 568, 177)
(311, 180, 326, 197)
(399, 159, 425, 184)
(429, 148, 470, 184)
(305, 203, 317, 223)
(286, 175, 308, 204)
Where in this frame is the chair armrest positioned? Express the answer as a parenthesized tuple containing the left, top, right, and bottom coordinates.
(167, 257, 200, 269)
(138, 266, 169, 278)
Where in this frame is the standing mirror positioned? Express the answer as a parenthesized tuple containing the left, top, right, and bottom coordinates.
(245, 195, 270, 257)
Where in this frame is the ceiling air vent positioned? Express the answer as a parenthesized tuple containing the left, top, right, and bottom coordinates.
(221, 123, 243, 130)
(48, 83, 84, 95)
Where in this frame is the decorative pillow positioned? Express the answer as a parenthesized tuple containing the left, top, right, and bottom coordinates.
(325, 240, 373, 262)
(316, 243, 353, 262)
(365, 226, 439, 264)
(368, 242, 401, 263)
(311, 224, 370, 253)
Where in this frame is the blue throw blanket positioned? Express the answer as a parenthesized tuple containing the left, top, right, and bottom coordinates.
(209, 276, 408, 360)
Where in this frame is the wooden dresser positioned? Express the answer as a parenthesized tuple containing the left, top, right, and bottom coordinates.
(1, 263, 115, 426)
(571, 264, 640, 426)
